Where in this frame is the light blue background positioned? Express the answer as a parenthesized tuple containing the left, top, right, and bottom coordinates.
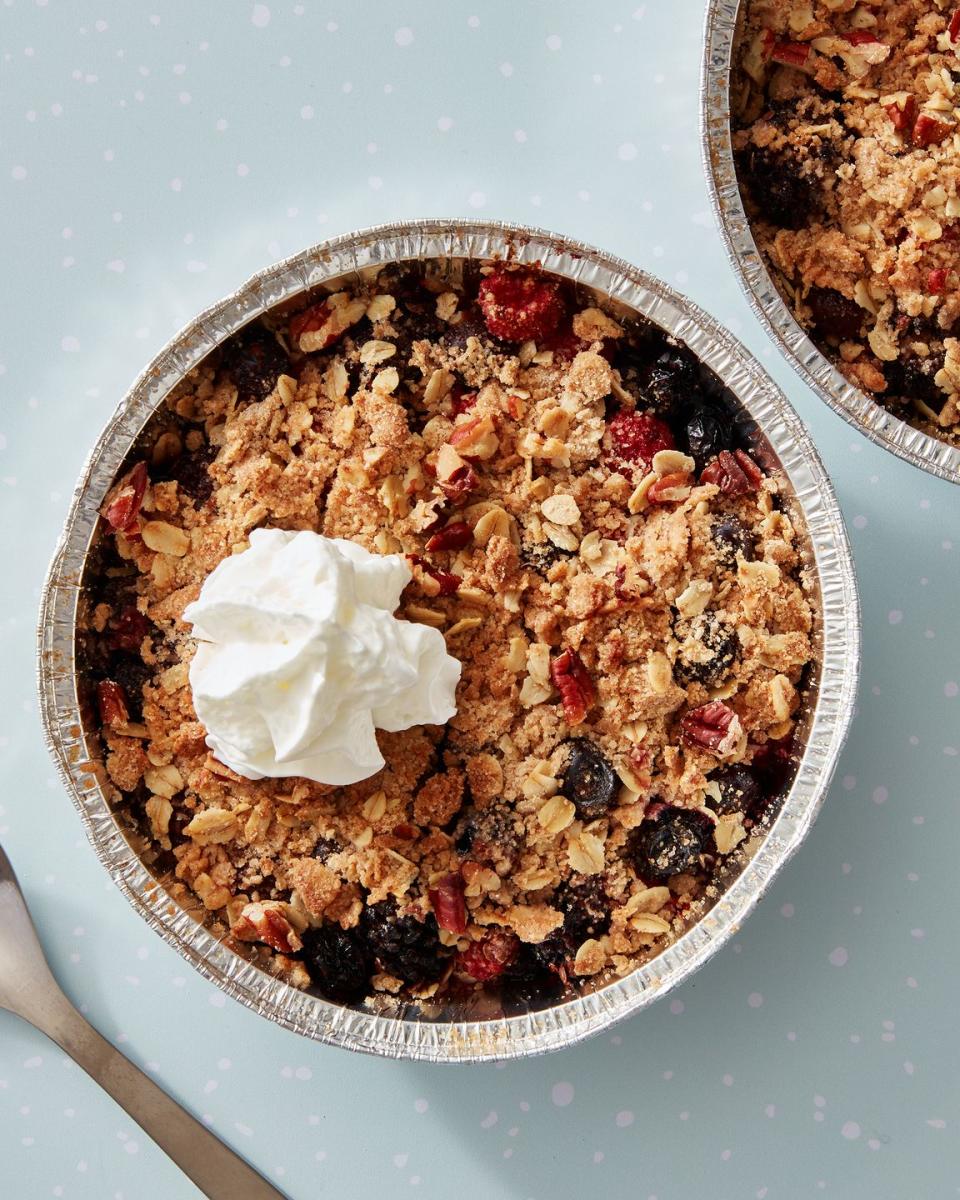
(2, 2, 958, 1198)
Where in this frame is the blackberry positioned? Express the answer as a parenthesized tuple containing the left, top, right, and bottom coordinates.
(739, 143, 823, 229)
(300, 924, 372, 1003)
(361, 900, 450, 984)
(684, 404, 732, 471)
(706, 765, 762, 816)
(883, 353, 947, 414)
(222, 328, 288, 402)
(672, 612, 737, 688)
(559, 739, 618, 820)
(711, 516, 756, 569)
(629, 807, 713, 883)
(807, 288, 863, 342)
(532, 876, 612, 969)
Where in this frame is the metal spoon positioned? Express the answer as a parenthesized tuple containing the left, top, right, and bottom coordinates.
(0, 843, 288, 1200)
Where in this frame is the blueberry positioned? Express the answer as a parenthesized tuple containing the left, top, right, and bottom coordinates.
(711, 516, 756, 569)
(311, 836, 343, 863)
(361, 900, 450, 984)
(532, 876, 611, 969)
(673, 612, 737, 688)
(175, 444, 216, 507)
(453, 808, 520, 871)
(706, 765, 761, 816)
(559, 739, 618, 820)
(300, 924, 372, 1003)
(806, 288, 863, 341)
(520, 537, 573, 576)
(685, 405, 731, 471)
(642, 348, 701, 413)
(629, 807, 712, 883)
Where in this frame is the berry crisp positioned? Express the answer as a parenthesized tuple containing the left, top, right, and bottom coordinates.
(81, 258, 815, 1012)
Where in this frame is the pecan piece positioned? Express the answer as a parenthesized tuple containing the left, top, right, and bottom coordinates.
(96, 679, 129, 727)
(700, 449, 762, 497)
(680, 701, 744, 758)
(550, 648, 595, 726)
(647, 471, 691, 504)
(232, 900, 303, 954)
(101, 461, 148, 533)
(428, 873, 467, 934)
(408, 554, 461, 597)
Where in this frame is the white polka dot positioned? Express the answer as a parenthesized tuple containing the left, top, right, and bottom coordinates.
(237, 163, 249, 177)
(11, 166, 27, 181)
(888, 610, 903, 625)
(829, 947, 848, 967)
(251, 4, 270, 28)
(841, 1121, 861, 1140)
(872, 786, 888, 805)
(295, 1067, 312, 1080)
(60, 336, 80, 353)
(945, 682, 958, 698)
(615, 1110, 634, 1127)
(618, 143, 637, 161)
(546, 34, 562, 50)
(551, 1082, 574, 1107)
(208, 993, 226, 1007)
(842, 774, 856, 790)
(781, 903, 795, 918)
(413, 1098, 428, 1114)
(748, 992, 764, 1008)
(500, 62, 513, 77)
(467, 15, 480, 28)
(480, 1110, 498, 1128)
(368, 175, 383, 190)
(437, 116, 453, 131)
(669, 998, 684, 1014)
(468, 190, 486, 208)
(300, 105, 314, 119)
(394, 27, 414, 46)
(514, 129, 527, 143)
(853, 514, 867, 529)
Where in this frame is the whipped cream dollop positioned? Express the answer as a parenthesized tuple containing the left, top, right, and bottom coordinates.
(183, 529, 461, 785)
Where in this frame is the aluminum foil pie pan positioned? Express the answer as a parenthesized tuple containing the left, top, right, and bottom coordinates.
(701, 0, 960, 484)
(37, 220, 860, 1062)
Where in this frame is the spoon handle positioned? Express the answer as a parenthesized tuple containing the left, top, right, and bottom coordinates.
(30, 985, 288, 1200)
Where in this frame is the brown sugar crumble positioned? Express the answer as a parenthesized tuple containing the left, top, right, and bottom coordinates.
(80, 257, 815, 1012)
(732, 0, 960, 446)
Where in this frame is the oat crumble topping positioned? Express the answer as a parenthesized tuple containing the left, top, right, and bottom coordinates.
(733, 0, 960, 446)
(82, 258, 815, 1012)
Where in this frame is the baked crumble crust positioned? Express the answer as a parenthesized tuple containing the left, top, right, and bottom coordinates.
(732, 0, 960, 446)
(81, 258, 815, 1010)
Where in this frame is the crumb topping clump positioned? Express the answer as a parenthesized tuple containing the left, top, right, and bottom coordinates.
(732, 0, 960, 446)
(82, 258, 815, 1011)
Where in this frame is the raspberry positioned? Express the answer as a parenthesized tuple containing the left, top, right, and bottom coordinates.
(605, 409, 675, 474)
(478, 266, 565, 342)
(457, 931, 519, 982)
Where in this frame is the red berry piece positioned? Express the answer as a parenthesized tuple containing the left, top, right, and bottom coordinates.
(107, 606, 152, 653)
(928, 268, 948, 295)
(428, 874, 467, 935)
(102, 462, 148, 533)
(950, 9, 960, 42)
(457, 931, 519, 982)
(550, 648, 595, 727)
(605, 409, 675, 475)
(478, 266, 565, 343)
(425, 521, 473, 553)
(289, 300, 332, 343)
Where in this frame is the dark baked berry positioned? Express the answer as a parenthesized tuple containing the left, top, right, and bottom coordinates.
(500, 944, 567, 1005)
(750, 735, 797, 805)
(883, 353, 947, 414)
(311, 836, 343, 863)
(478, 266, 566, 343)
(175, 444, 216, 507)
(711, 516, 756, 569)
(532, 876, 612, 969)
(641, 348, 701, 414)
(222, 328, 288, 402)
(706, 765, 761, 816)
(672, 612, 738, 687)
(560, 739, 618, 820)
(361, 900, 450, 984)
(605, 409, 676, 474)
(685, 405, 732, 471)
(106, 606, 153, 653)
(739, 143, 823, 229)
(300, 924, 372, 1003)
(453, 807, 520, 872)
(520, 538, 572, 575)
(807, 288, 863, 341)
(629, 807, 713, 883)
